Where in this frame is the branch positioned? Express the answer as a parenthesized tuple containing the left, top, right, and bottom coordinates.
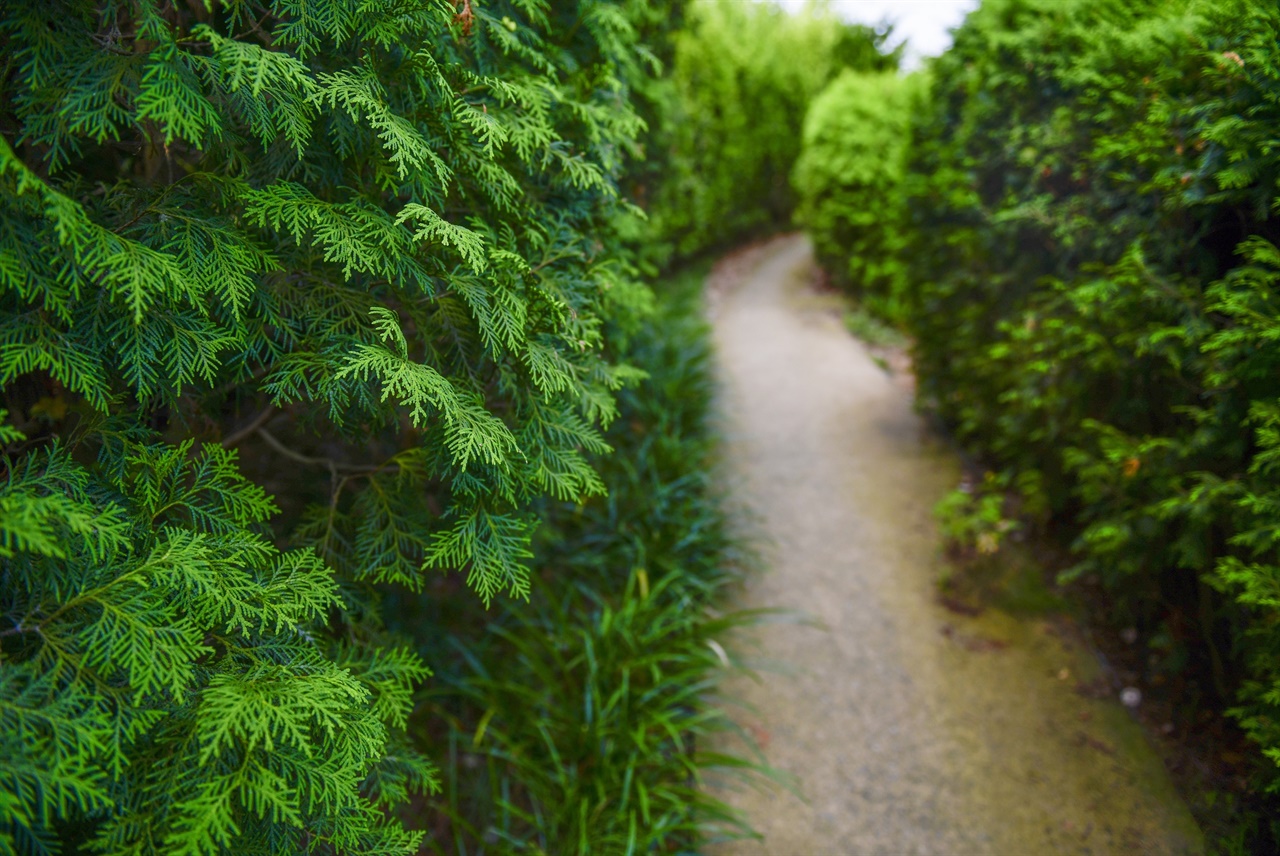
(221, 406, 277, 448)
(254, 428, 385, 474)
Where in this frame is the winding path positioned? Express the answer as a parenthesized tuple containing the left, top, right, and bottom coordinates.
(706, 236, 1202, 855)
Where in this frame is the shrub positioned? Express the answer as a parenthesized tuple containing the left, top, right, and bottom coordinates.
(0, 0, 664, 851)
(792, 70, 918, 322)
(897, 0, 1280, 819)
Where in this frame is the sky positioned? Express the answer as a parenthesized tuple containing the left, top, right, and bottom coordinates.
(775, 0, 981, 69)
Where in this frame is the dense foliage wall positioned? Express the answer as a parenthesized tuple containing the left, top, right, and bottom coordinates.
(641, 0, 897, 263)
(791, 70, 917, 322)
(794, 0, 1280, 816)
(0, 0, 672, 851)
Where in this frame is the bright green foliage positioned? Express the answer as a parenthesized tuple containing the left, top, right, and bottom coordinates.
(0, 427, 432, 855)
(412, 265, 763, 852)
(641, 0, 898, 263)
(792, 70, 918, 322)
(890, 0, 1280, 818)
(934, 471, 1024, 557)
(0, 0, 665, 850)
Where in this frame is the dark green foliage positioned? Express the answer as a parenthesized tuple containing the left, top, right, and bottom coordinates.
(640, 1, 897, 264)
(791, 70, 918, 322)
(891, 0, 1280, 820)
(0, 0, 666, 851)
(411, 265, 762, 852)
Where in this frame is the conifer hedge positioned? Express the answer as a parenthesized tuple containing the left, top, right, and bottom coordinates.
(0, 0, 670, 851)
(791, 69, 916, 322)
(642, 0, 896, 264)
(794, 0, 1280, 821)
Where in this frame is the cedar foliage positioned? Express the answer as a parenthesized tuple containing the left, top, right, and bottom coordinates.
(795, 0, 1280, 837)
(0, 0, 663, 851)
(410, 264, 760, 852)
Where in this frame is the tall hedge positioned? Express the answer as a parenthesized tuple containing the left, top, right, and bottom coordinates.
(791, 69, 917, 322)
(895, 0, 1280, 805)
(641, 0, 897, 263)
(0, 0, 666, 852)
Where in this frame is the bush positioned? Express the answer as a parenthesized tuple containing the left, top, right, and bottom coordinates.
(792, 70, 918, 322)
(641, 1, 897, 263)
(895, 0, 1280, 821)
(0, 0, 667, 851)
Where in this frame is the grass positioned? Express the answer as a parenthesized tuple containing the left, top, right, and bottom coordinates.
(399, 261, 766, 853)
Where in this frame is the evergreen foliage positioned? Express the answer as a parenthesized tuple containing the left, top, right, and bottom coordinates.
(0, 0, 666, 850)
(640, 0, 898, 264)
(791, 70, 917, 322)
(802, 0, 1280, 834)
(409, 266, 762, 852)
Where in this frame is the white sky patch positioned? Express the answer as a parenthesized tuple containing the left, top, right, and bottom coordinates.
(774, 0, 980, 70)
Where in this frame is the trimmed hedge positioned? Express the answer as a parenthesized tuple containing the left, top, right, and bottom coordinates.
(905, 0, 1280, 809)
(794, 0, 1280, 830)
(641, 0, 897, 264)
(792, 70, 918, 322)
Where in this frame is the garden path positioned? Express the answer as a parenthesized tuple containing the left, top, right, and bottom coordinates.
(705, 234, 1203, 855)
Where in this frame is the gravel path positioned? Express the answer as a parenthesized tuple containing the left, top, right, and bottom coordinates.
(706, 235, 1203, 855)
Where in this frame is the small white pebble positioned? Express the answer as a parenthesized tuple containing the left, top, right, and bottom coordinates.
(1120, 687, 1142, 708)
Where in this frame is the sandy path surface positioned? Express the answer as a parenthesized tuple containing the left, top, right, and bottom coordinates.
(706, 235, 1202, 855)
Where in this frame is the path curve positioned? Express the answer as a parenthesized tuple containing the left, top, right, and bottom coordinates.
(707, 235, 1202, 855)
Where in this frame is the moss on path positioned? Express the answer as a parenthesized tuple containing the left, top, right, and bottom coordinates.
(706, 235, 1202, 855)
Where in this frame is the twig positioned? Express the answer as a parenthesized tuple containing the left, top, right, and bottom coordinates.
(254, 428, 384, 474)
(221, 406, 277, 448)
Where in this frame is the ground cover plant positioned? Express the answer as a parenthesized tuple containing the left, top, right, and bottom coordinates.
(792, 0, 1280, 845)
(0, 0, 677, 851)
(408, 263, 763, 853)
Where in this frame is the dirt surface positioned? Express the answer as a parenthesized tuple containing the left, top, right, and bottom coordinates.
(705, 235, 1203, 855)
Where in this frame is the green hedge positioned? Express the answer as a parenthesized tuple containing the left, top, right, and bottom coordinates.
(641, 0, 897, 264)
(0, 1, 670, 851)
(896, 0, 1280, 813)
(791, 69, 918, 322)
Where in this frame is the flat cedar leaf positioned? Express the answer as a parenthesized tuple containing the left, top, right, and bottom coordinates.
(395, 203, 488, 273)
(423, 507, 536, 604)
(135, 41, 223, 147)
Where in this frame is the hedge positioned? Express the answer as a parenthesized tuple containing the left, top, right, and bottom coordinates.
(896, 0, 1280, 814)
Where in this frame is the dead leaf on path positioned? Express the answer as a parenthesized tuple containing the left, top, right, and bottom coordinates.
(940, 624, 1009, 652)
(1072, 731, 1116, 756)
(938, 595, 984, 616)
(746, 721, 771, 750)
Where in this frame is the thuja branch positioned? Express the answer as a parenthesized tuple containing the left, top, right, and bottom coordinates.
(253, 427, 387, 475)
(221, 406, 277, 448)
